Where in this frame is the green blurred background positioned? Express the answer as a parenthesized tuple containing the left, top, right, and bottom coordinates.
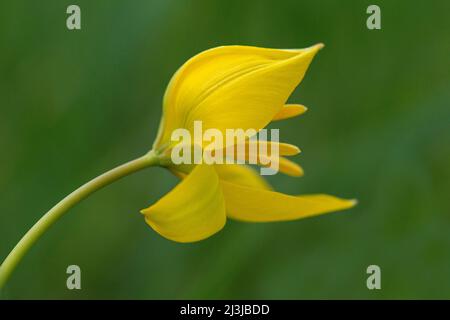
(1, 0, 449, 299)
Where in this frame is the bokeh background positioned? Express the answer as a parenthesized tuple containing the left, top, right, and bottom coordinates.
(1, 0, 449, 299)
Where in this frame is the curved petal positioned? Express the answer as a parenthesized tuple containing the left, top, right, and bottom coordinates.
(277, 143, 301, 156)
(220, 141, 300, 161)
(154, 44, 323, 149)
(257, 155, 304, 177)
(214, 164, 272, 190)
(141, 164, 226, 242)
(235, 141, 300, 157)
(278, 157, 304, 177)
(272, 104, 308, 121)
(221, 180, 356, 222)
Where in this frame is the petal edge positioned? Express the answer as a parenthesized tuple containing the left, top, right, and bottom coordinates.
(141, 164, 226, 242)
(221, 180, 356, 222)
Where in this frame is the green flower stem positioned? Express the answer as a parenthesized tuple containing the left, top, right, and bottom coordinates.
(0, 151, 159, 290)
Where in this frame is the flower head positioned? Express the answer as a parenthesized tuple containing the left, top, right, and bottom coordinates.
(142, 44, 356, 243)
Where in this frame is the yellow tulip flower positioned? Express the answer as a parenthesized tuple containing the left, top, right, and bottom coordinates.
(0, 43, 356, 288)
(141, 44, 356, 243)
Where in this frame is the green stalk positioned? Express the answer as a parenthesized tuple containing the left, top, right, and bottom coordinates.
(0, 151, 159, 290)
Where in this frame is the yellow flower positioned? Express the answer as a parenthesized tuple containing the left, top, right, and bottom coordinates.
(141, 44, 356, 243)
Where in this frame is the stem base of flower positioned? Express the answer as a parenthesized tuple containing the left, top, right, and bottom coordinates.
(0, 152, 159, 290)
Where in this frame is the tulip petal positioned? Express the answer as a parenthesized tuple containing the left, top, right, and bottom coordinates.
(155, 44, 323, 148)
(272, 104, 308, 121)
(214, 164, 272, 190)
(220, 141, 300, 161)
(241, 141, 301, 157)
(221, 181, 356, 222)
(278, 143, 301, 156)
(141, 164, 226, 242)
(278, 157, 304, 177)
(257, 155, 304, 177)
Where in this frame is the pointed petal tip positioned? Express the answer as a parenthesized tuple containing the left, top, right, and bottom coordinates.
(278, 142, 301, 156)
(314, 43, 325, 50)
(272, 104, 308, 121)
(287, 103, 308, 114)
(277, 157, 305, 177)
(283, 43, 324, 59)
(289, 165, 304, 177)
(303, 43, 325, 57)
(340, 198, 358, 210)
(291, 170, 304, 177)
(292, 145, 301, 154)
